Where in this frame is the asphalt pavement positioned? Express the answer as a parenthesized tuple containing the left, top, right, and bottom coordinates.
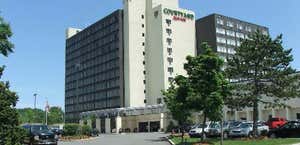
(59, 133, 170, 145)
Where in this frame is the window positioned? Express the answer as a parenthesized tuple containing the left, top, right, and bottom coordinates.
(226, 30, 235, 37)
(142, 33, 145, 37)
(167, 48, 172, 55)
(236, 32, 245, 39)
(168, 77, 173, 82)
(227, 39, 236, 46)
(216, 28, 225, 35)
(168, 67, 174, 74)
(141, 15, 144, 19)
(142, 24, 145, 28)
(217, 37, 226, 44)
(143, 71, 146, 74)
(217, 46, 227, 53)
(297, 113, 300, 120)
(166, 28, 172, 35)
(167, 57, 173, 65)
(237, 24, 243, 30)
(236, 40, 241, 47)
(167, 38, 172, 45)
(144, 90, 146, 94)
(217, 18, 224, 25)
(262, 30, 268, 35)
(143, 80, 146, 84)
(157, 98, 162, 104)
(143, 61, 145, 65)
(142, 42, 145, 46)
(144, 99, 147, 103)
(227, 21, 234, 27)
(166, 19, 172, 26)
(143, 51, 145, 56)
(245, 35, 249, 39)
(228, 47, 236, 54)
(246, 26, 252, 32)
(154, 11, 159, 18)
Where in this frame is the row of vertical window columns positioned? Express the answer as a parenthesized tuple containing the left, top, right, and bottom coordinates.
(141, 14, 147, 101)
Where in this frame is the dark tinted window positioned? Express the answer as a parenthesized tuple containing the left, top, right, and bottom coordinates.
(270, 118, 279, 121)
(31, 125, 49, 132)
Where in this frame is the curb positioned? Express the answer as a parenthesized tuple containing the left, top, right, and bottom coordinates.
(165, 136, 175, 145)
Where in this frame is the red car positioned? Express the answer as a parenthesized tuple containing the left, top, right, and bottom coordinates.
(267, 117, 287, 129)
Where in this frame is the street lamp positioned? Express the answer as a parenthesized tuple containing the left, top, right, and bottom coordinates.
(34, 93, 38, 109)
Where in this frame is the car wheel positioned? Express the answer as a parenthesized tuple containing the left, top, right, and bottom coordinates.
(223, 132, 229, 139)
(270, 133, 277, 138)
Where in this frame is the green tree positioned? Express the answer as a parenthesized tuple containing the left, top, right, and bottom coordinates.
(184, 43, 228, 141)
(163, 75, 192, 143)
(48, 107, 64, 125)
(18, 108, 45, 124)
(0, 16, 25, 145)
(226, 31, 300, 137)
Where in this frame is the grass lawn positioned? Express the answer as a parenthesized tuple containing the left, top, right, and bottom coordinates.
(170, 137, 300, 145)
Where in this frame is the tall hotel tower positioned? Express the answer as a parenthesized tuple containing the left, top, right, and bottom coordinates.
(65, 0, 195, 131)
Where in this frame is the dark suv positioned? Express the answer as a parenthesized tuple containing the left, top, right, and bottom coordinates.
(22, 124, 58, 145)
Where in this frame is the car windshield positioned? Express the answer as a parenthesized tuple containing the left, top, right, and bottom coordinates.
(197, 124, 208, 128)
(229, 122, 241, 128)
(209, 123, 220, 128)
(270, 118, 279, 121)
(31, 125, 49, 132)
(240, 123, 251, 128)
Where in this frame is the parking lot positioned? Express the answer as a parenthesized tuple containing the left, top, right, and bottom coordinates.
(59, 133, 170, 145)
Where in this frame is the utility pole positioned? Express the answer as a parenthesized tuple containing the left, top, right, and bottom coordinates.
(34, 93, 37, 109)
(45, 98, 49, 125)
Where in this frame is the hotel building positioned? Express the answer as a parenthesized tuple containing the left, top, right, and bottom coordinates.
(65, 0, 195, 132)
(65, 1, 300, 133)
(196, 14, 300, 122)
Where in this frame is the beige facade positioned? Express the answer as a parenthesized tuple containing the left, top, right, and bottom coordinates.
(124, 0, 195, 107)
(223, 98, 300, 122)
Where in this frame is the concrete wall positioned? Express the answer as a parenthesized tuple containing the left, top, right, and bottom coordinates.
(124, 0, 147, 107)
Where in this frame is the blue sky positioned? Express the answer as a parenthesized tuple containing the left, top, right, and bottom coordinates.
(0, 0, 299, 110)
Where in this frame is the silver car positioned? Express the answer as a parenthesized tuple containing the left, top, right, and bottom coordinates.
(229, 123, 269, 137)
(229, 123, 253, 137)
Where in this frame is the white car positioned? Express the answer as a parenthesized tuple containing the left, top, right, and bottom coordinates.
(189, 122, 219, 138)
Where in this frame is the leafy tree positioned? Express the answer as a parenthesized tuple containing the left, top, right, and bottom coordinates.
(48, 107, 64, 125)
(163, 75, 192, 143)
(0, 16, 14, 56)
(0, 16, 25, 145)
(184, 43, 228, 141)
(226, 31, 300, 137)
(18, 108, 45, 124)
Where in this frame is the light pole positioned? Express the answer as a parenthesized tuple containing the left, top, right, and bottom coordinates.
(45, 98, 49, 125)
(34, 93, 37, 109)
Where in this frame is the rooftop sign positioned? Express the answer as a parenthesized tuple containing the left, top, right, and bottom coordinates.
(163, 8, 194, 21)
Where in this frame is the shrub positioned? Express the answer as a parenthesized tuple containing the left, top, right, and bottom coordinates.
(81, 125, 92, 136)
(63, 124, 81, 136)
(166, 121, 176, 133)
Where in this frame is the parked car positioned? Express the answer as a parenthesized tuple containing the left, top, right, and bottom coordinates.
(267, 117, 287, 129)
(222, 121, 243, 138)
(207, 122, 221, 137)
(22, 124, 58, 145)
(50, 128, 64, 136)
(189, 122, 210, 137)
(229, 122, 269, 138)
(189, 122, 218, 138)
(268, 121, 300, 138)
